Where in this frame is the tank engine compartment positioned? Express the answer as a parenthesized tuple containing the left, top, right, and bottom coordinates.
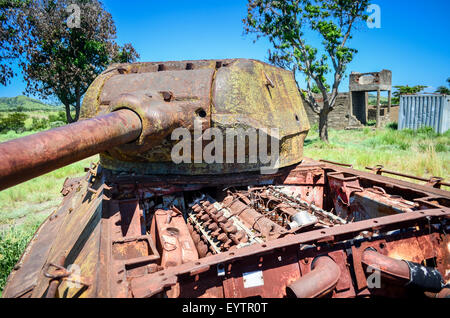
(132, 185, 346, 264)
(96, 160, 449, 298)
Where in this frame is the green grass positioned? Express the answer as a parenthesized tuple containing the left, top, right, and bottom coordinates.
(0, 157, 96, 226)
(0, 130, 42, 143)
(304, 125, 450, 186)
(0, 218, 44, 297)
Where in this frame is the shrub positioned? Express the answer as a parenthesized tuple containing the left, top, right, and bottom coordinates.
(415, 126, 437, 138)
(309, 123, 319, 132)
(30, 117, 49, 131)
(0, 113, 29, 133)
(386, 122, 398, 130)
(50, 121, 65, 128)
(48, 111, 67, 124)
(0, 226, 36, 291)
(434, 142, 448, 153)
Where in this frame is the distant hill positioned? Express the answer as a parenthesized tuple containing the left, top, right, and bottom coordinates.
(0, 96, 64, 112)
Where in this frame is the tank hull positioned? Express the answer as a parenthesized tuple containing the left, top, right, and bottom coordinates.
(3, 159, 449, 298)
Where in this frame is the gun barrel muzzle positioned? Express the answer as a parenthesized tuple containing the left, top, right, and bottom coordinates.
(0, 109, 142, 191)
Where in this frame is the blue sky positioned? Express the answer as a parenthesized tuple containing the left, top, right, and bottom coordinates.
(1, 0, 449, 98)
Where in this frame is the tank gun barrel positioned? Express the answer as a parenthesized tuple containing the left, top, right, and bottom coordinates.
(0, 109, 142, 191)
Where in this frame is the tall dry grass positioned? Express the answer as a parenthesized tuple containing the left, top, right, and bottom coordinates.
(304, 124, 449, 188)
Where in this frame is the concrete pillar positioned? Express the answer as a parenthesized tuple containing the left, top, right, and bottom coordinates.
(376, 89, 381, 128)
(365, 92, 369, 123)
(388, 90, 392, 114)
(348, 91, 353, 126)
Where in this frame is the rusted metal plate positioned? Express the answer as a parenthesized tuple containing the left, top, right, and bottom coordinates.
(222, 247, 301, 298)
(153, 208, 199, 268)
(325, 162, 450, 199)
(25, 170, 107, 298)
(117, 199, 143, 237)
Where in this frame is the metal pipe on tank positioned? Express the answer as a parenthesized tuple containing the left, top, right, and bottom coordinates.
(286, 256, 341, 298)
(361, 249, 446, 293)
(361, 249, 410, 282)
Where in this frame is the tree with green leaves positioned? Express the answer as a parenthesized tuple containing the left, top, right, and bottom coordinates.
(244, 0, 370, 142)
(435, 78, 450, 95)
(0, 0, 28, 86)
(393, 85, 427, 97)
(435, 86, 450, 95)
(21, 0, 139, 123)
(391, 85, 427, 104)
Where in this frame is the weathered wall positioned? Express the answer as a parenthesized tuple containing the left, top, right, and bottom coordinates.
(367, 105, 398, 123)
(349, 70, 392, 92)
(303, 93, 354, 129)
(304, 92, 397, 130)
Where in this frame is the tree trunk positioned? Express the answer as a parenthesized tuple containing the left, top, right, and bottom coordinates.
(74, 86, 81, 122)
(319, 110, 329, 143)
(64, 103, 75, 123)
(64, 104, 80, 123)
(64, 87, 81, 123)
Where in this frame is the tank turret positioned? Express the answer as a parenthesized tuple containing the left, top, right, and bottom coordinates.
(0, 59, 310, 191)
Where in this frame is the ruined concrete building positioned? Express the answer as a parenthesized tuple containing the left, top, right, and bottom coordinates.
(349, 70, 393, 128)
(305, 70, 394, 129)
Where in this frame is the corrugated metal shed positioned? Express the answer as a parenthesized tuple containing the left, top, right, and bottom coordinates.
(399, 95, 449, 134)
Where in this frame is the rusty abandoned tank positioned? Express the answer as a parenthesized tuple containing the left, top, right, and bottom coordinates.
(0, 59, 449, 298)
